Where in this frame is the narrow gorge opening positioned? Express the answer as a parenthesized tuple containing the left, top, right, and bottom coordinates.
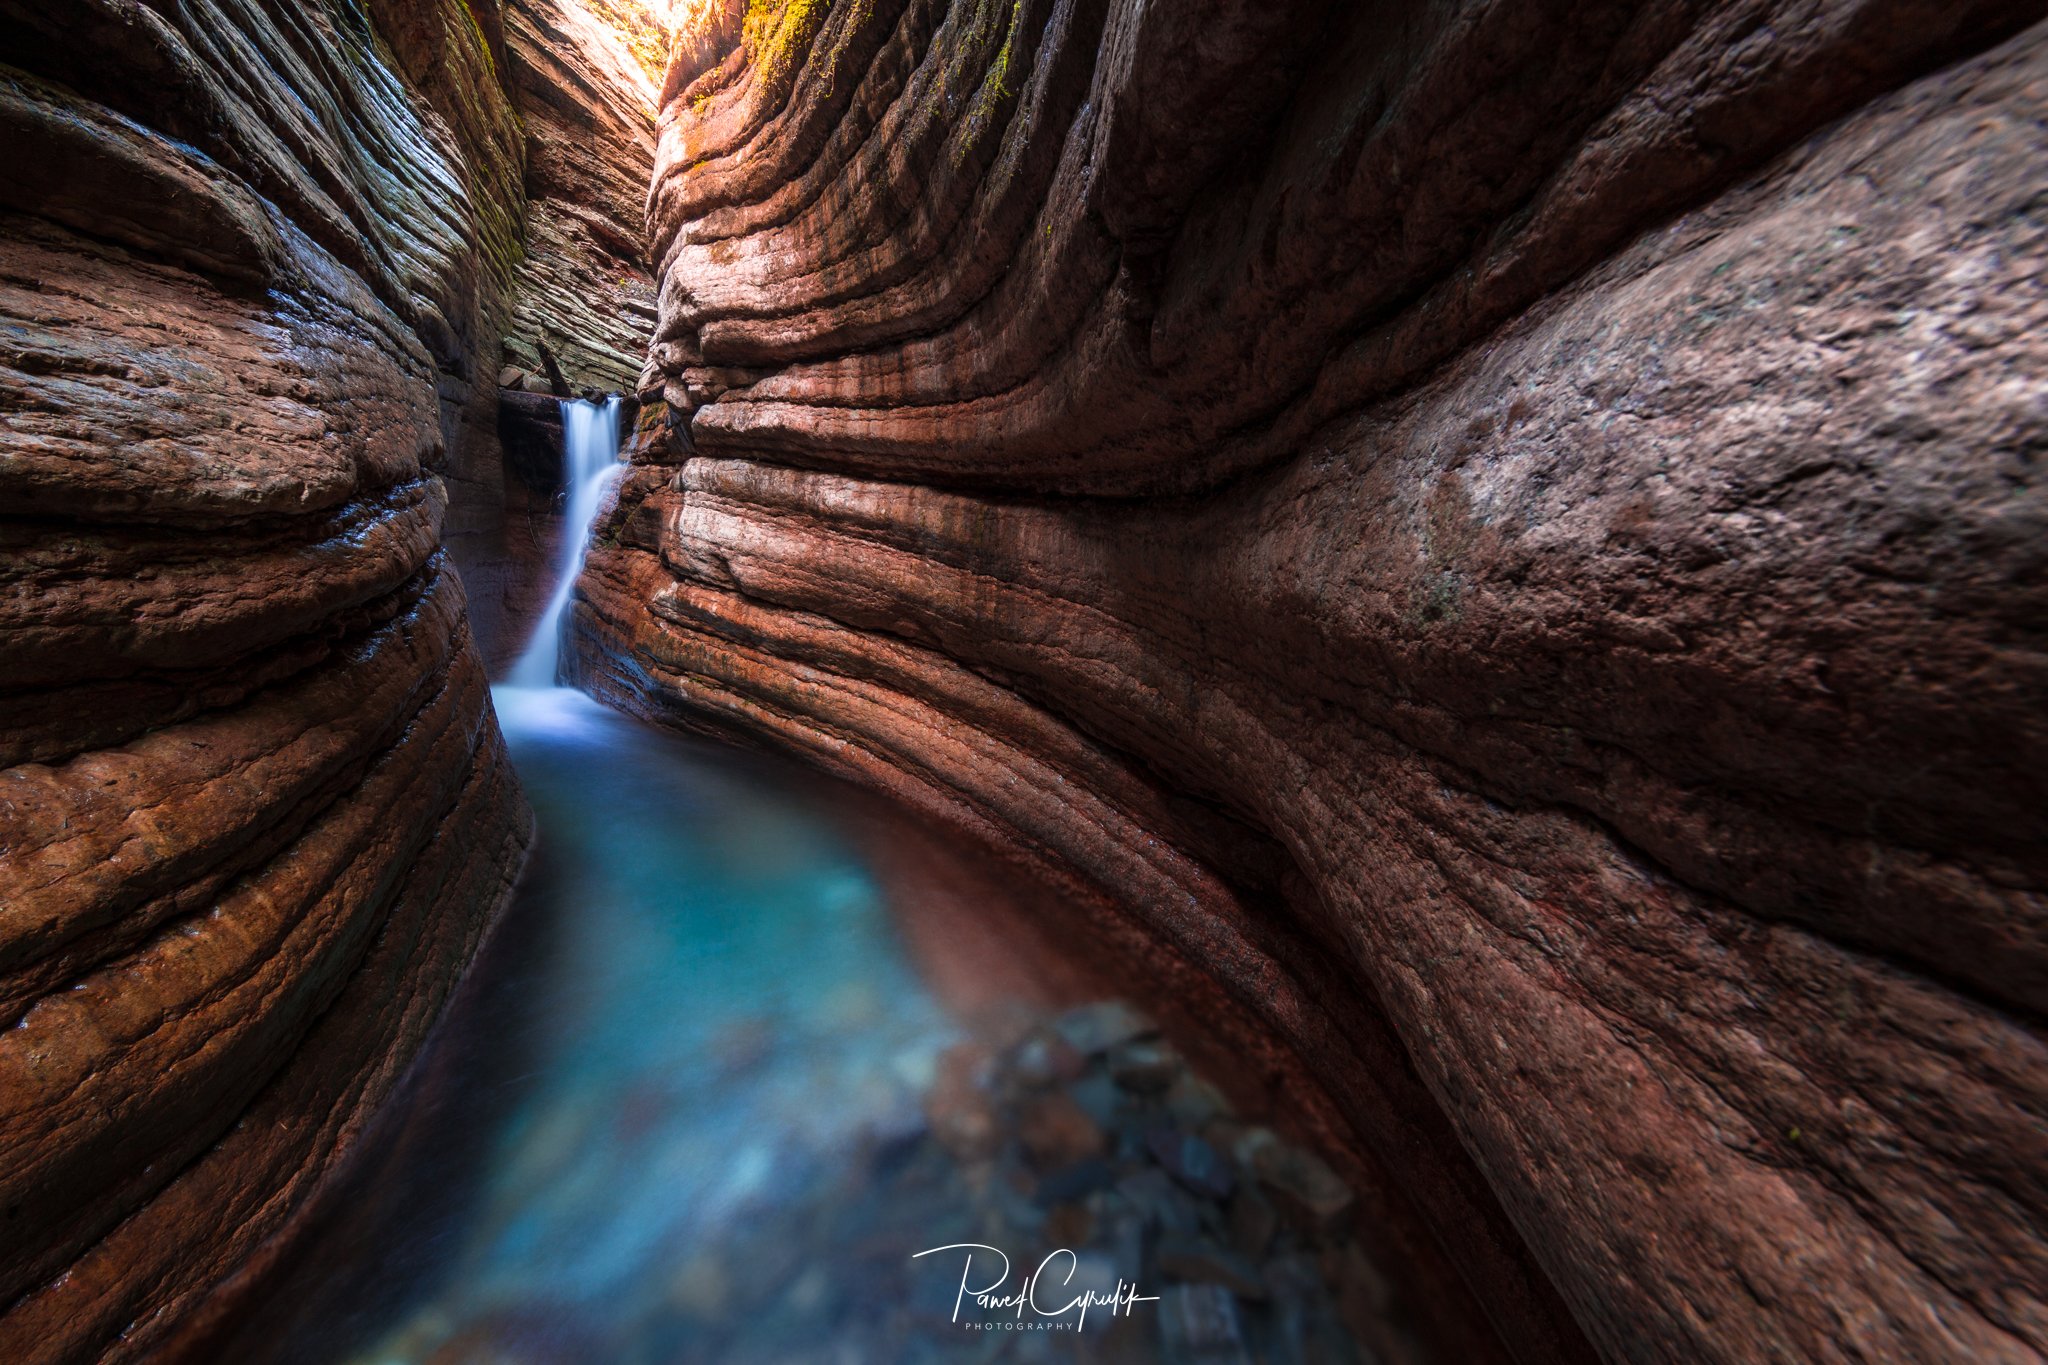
(0, 1, 2041, 1363)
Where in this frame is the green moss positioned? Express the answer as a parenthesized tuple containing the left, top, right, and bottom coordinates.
(983, 0, 1022, 102)
(582, 0, 676, 85)
(743, 0, 831, 84)
(455, 0, 498, 78)
(950, 0, 1023, 164)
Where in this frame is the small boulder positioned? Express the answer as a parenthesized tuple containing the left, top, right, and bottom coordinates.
(924, 1041, 999, 1163)
(1157, 1283, 1254, 1364)
(1166, 1071, 1228, 1128)
(1236, 1127, 1355, 1232)
(1226, 1184, 1281, 1262)
(1018, 1091, 1106, 1170)
(1067, 1070, 1123, 1126)
(1114, 1167, 1205, 1236)
(1035, 1157, 1118, 1207)
(1053, 1000, 1158, 1055)
(1110, 1040, 1181, 1094)
(1012, 1027, 1089, 1086)
(1148, 1126, 1236, 1202)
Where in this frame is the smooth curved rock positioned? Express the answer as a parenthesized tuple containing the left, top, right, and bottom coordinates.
(0, 1, 534, 1356)
(586, 3, 2048, 1361)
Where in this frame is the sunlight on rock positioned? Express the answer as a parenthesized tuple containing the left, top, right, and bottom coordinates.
(0, 0, 2038, 1360)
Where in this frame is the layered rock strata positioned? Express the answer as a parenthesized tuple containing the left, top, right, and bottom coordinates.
(0, 1, 534, 1356)
(583, 2, 2048, 1361)
(451, 0, 660, 671)
(499, 0, 661, 394)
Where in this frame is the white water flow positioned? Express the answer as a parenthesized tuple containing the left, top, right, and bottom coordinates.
(509, 395, 623, 687)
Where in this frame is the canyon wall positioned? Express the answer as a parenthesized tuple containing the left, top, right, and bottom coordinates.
(0, 1, 534, 1357)
(582, 2, 2048, 1361)
(453, 0, 660, 671)
(499, 0, 660, 395)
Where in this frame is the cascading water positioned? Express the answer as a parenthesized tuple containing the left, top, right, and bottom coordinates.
(508, 395, 624, 688)
(217, 394, 1392, 1363)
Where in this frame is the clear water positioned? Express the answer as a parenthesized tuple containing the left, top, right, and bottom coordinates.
(217, 396, 1079, 1360)
(429, 688, 957, 1305)
(228, 686, 996, 1361)
(210, 408, 1391, 1364)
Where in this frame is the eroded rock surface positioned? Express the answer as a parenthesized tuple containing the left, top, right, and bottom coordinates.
(0, 1, 535, 1356)
(452, 0, 660, 672)
(500, 0, 660, 393)
(583, 3, 2048, 1361)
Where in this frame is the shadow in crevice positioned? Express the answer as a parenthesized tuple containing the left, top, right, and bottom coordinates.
(204, 840, 573, 1363)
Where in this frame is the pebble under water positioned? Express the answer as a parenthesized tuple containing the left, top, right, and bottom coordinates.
(221, 685, 1402, 1365)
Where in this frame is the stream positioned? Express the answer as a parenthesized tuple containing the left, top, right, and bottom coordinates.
(213, 402, 1398, 1365)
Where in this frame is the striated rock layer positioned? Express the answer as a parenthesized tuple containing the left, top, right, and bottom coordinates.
(585, 2, 2048, 1361)
(500, 0, 660, 394)
(451, 0, 660, 672)
(0, 0, 534, 1357)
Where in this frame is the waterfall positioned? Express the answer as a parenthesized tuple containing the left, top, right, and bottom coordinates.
(508, 395, 624, 688)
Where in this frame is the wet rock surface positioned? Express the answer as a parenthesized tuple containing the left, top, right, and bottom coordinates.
(183, 690, 1403, 1365)
(620, 1003, 1419, 1365)
(339, 987, 1413, 1365)
(0, 1, 546, 1356)
(580, 3, 2048, 1361)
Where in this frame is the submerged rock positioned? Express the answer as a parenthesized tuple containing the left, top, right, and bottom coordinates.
(1226, 1186, 1281, 1263)
(1157, 1283, 1254, 1365)
(1147, 1127, 1237, 1203)
(1110, 1039, 1184, 1096)
(924, 1040, 1002, 1163)
(1236, 1128, 1355, 1234)
(1018, 1092, 1108, 1170)
(361, 996, 1399, 1363)
(1053, 1001, 1161, 1057)
(1158, 1238, 1269, 1301)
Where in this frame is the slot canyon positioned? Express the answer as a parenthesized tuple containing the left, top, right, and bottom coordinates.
(0, 0, 2043, 1361)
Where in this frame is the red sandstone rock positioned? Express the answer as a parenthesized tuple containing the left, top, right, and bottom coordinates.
(0, 1, 538, 1357)
(500, 0, 660, 394)
(579, 4, 2048, 1362)
(446, 0, 661, 672)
